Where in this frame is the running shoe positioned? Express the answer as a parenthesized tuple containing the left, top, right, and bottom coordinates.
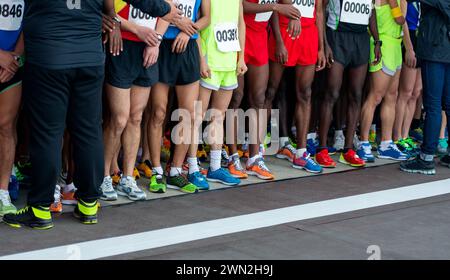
(246, 158, 274, 180)
(188, 171, 210, 190)
(437, 138, 448, 155)
(197, 146, 208, 162)
(50, 185, 63, 213)
(0, 190, 16, 216)
(293, 152, 323, 173)
(73, 199, 99, 225)
(369, 129, 377, 150)
(221, 146, 230, 167)
(315, 149, 336, 168)
(207, 168, 241, 186)
(137, 160, 152, 178)
(13, 165, 25, 183)
(149, 173, 166, 193)
(99, 176, 118, 201)
(8, 175, 19, 201)
(306, 138, 317, 156)
(395, 139, 412, 154)
(3, 205, 53, 230)
(378, 143, 409, 161)
(288, 138, 298, 149)
(228, 157, 248, 179)
(400, 158, 436, 175)
(117, 176, 147, 201)
(339, 149, 365, 167)
(276, 144, 296, 162)
(263, 132, 271, 149)
(61, 183, 78, 205)
(133, 167, 141, 180)
(357, 142, 376, 163)
(440, 154, 450, 167)
(111, 170, 122, 185)
(333, 133, 345, 151)
(167, 173, 199, 193)
(327, 146, 337, 155)
(410, 127, 424, 142)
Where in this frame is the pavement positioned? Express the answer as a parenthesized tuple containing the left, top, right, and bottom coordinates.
(1, 158, 450, 260)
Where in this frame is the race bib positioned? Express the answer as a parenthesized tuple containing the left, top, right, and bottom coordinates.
(340, 0, 372, 25)
(292, 0, 314, 19)
(214, 22, 241, 53)
(129, 5, 157, 29)
(0, 0, 24, 31)
(175, 0, 196, 19)
(255, 0, 276, 22)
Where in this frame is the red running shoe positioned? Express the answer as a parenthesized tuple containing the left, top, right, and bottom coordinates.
(315, 149, 336, 168)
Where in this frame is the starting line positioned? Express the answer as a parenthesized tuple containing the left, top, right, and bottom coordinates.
(1, 178, 450, 260)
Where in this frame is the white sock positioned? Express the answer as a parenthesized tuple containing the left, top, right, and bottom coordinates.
(380, 140, 392, 150)
(334, 130, 344, 137)
(210, 150, 222, 171)
(307, 132, 317, 140)
(169, 167, 183, 177)
(187, 157, 199, 174)
(247, 154, 261, 166)
(63, 182, 76, 193)
(296, 148, 307, 158)
(153, 166, 164, 176)
(230, 153, 239, 162)
(280, 137, 289, 147)
(0, 189, 9, 195)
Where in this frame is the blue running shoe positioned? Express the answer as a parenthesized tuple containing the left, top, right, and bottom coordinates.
(306, 138, 317, 156)
(8, 175, 19, 201)
(357, 142, 376, 163)
(188, 171, 210, 190)
(293, 152, 323, 173)
(327, 146, 337, 155)
(207, 168, 241, 186)
(409, 128, 423, 142)
(377, 142, 409, 161)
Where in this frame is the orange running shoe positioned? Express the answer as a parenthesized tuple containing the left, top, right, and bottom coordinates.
(246, 158, 274, 180)
(61, 183, 77, 205)
(339, 149, 366, 167)
(111, 170, 122, 185)
(133, 167, 141, 180)
(315, 149, 337, 168)
(137, 160, 152, 178)
(228, 158, 248, 179)
(276, 144, 296, 162)
(50, 185, 63, 213)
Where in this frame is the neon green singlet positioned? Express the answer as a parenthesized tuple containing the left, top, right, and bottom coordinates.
(375, 0, 402, 38)
(200, 0, 240, 72)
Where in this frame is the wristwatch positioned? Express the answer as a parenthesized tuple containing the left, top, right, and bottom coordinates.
(374, 40, 382, 46)
(156, 33, 163, 42)
(113, 16, 121, 25)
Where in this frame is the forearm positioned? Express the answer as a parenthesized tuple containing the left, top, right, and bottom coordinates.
(125, 0, 171, 17)
(369, 10, 380, 41)
(316, 1, 325, 50)
(195, 0, 211, 31)
(243, 0, 277, 14)
(104, 0, 117, 17)
(13, 32, 24, 55)
(156, 19, 170, 35)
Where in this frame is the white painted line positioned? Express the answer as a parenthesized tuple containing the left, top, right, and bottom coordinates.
(2, 178, 450, 260)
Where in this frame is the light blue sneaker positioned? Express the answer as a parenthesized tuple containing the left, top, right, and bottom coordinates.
(207, 168, 241, 186)
(377, 142, 409, 161)
(188, 171, 210, 190)
(117, 176, 147, 201)
(357, 142, 376, 163)
(293, 152, 323, 173)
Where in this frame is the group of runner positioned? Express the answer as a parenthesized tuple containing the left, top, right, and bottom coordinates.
(0, 0, 449, 230)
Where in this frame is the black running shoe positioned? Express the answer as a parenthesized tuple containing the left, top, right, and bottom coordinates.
(440, 155, 450, 167)
(73, 199, 98, 225)
(3, 205, 54, 230)
(400, 158, 436, 175)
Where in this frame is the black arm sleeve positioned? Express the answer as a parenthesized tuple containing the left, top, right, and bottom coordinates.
(125, 0, 171, 17)
(420, 0, 450, 23)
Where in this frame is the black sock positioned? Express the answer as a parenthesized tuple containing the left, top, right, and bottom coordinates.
(343, 148, 350, 153)
(411, 118, 421, 130)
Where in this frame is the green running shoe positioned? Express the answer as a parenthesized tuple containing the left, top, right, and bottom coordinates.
(288, 137, 297, 149)
(167, 173, 198, 194)
(0, 190, 16, 216)
(3, 205, 53, 230)
(149, 174, 166, 193)
(73, 199, 99, 225)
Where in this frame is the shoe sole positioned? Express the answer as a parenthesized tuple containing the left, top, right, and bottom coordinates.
(377, 155, 408, 161)
(230, 173, 249, 179)
(99, 195, 118, 201)
(439, 161, 450, 168)
(246, 171, 274, 180)
(167, 184, 199, 193)
(206, 178, 240, 186)
(62, 200, 78, 205)
(400, 167, 436, 175)
(3, 220, 54, 230)
(149, 187, 166, 194)
(292, 164, 322, 174)
(275, 154, 294, 162)
(116, 190, 147, 201)
(338, 158, 365, 167)
(73, 212, 98, 224)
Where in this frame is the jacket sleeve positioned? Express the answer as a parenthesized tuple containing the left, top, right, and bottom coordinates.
(420, 0, 450, 23)
(125, 0, 171, 17)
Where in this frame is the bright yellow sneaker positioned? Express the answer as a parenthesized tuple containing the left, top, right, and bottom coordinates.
(137, 160, 152, 178)
(111, 170, 122, 185)
(133, 167, 140, 180)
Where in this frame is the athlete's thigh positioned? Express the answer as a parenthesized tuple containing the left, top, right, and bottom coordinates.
(0, 84, 22, 124)
(176, 81, 200, 112)
(130, 85, 151, 116)
(267, 61, 285, 91)
(369, 70, 393, 98)
(326, 62, 345, 93)
(210, 89, 234, 112)
(247, 64, 269, 94)
(105, 83, 131, 117)
(150, 83, 170, 111)
(295, 65, 316, 95)
(348, 63, 368, 93)
(398, 66, 418, 94)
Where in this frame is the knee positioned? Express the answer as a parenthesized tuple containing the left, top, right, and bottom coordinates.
(297, 87, 312, 104)
(230, 89, 244, 108)
(348, 91, 362, 106)
(265, 86, 277, 105)
(250, 90, 267, 109)
(324, 89, 340, 105)
(110, 114, 128, 135)
(128, 111, 144, 127)
(151, 106, 167, 127)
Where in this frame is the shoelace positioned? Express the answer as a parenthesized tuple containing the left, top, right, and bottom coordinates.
(304, 153, 316, 165)
(389, 143, 404, 153)
(255, 158, 270, 172)
(16, 206, 29, 215)
(222, 149, 230, 160)
(285, 144, 297, 155)
(233, 158, 244, 171)
(0, 191, 13, 206)
(103, 177, 114, 192)
(362, 144, 372, 154)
